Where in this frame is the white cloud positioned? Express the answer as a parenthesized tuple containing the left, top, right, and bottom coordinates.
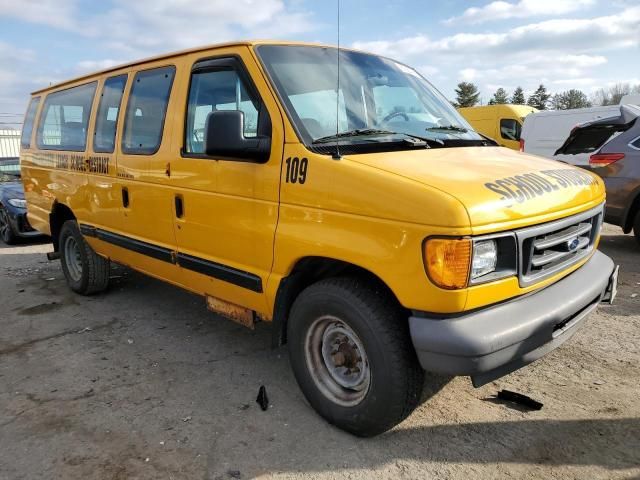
(353, 6, 639, 100)
(0, 42, 40, 119)
(76, 59, 126, 73)
(0, 0, 78, 30)
(0, 0, 315, 57)
(460, 68, 479, 81)
(355, 6, 640, 59)
(444, 0, 596, 25)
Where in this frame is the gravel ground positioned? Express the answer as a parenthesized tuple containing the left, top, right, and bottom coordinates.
(0, 224, 638, 480)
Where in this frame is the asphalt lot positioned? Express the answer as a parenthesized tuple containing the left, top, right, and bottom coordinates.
(0, 224, 638, 480)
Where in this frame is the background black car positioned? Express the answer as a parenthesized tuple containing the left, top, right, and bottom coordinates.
(0, 158, 42, 244)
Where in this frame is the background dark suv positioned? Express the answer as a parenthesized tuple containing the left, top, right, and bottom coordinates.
(555, 105, 640, 246)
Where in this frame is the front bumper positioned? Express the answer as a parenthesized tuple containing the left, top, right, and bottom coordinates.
(409, 250, 615, 387)
(8, 210, 41, 238)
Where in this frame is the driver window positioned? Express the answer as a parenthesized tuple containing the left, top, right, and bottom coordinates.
(500, 118, 521, 141)
(185, 69, 259, 154)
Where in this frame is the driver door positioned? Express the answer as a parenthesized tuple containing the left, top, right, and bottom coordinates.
(165, 48, 285, 315)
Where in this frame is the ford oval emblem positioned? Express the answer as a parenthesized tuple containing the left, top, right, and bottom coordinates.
(567, 237, 580, 251)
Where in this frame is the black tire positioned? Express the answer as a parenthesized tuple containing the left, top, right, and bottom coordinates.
(287, 277, 424, 437)
(59, 220, 110, 295)
(634, 210, 640, 247)
(0, 206, 18, 245)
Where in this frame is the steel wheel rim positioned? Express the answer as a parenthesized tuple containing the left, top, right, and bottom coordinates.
(304, 315, 370, 407)
(64, 235, 83, 282)
(0, 209, 9, 241)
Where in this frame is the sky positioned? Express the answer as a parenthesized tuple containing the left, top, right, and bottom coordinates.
(0, 0, 639, 126)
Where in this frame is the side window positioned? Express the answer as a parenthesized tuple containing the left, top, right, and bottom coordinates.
(500, 118, 521, 141)
(94, 74, 127, 153)
(122, 66, 175, 155)
(21, 97, 40, 148)
(185, 68, 259, 154)
(36, 83, 97, 151)
(631, 137, 640, 150)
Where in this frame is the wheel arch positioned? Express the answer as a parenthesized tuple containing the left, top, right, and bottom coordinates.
(49, 202, 76, 251)
(622, 188, 640, 234)
(270, 256, 407, 348)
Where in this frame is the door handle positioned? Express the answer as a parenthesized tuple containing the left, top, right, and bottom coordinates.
(174, 195, 184, 219)
(122, 187, 129, 208)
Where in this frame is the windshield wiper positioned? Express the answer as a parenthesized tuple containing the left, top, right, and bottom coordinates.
(313, 128, 398, 144)
(426, 125, 469, 133)
(313, 128, 444, 148)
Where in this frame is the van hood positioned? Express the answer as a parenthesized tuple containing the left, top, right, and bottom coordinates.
(347, 146, 605, 230)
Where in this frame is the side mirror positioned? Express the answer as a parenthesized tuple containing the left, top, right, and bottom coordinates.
(204, 110, 271, 163)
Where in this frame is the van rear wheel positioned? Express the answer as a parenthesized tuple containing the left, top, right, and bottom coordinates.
(59, 220, 110, 295)
(634, 211, 640, 247)
(287, 277, 424, 437)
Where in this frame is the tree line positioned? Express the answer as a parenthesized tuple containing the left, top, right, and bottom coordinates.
(453, 82, 640, 110)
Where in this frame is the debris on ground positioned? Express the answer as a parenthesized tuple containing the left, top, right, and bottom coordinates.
(181, 416, 192, 422)
(256, 385, 269, 411)
(496, 389, 543, 411)
(227, 470, 241, 479)
(77, 327, 92, 334)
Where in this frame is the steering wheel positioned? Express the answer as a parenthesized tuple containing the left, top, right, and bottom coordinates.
(382, 111, 410, 122)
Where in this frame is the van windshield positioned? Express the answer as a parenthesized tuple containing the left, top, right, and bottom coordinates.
(256, 45, 485, 152)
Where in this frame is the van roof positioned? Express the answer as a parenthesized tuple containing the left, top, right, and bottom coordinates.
(526, 105, 621, 118)
(31, 40, 354, 95)
(457, 104, 537, 116)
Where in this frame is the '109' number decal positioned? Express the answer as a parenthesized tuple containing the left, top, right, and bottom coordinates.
(285, 157, 308, 184)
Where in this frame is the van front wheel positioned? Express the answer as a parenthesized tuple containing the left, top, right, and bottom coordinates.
(634, 210, 640, 247)
(59, 220, 110, 295)
(287, 277, 424, 437)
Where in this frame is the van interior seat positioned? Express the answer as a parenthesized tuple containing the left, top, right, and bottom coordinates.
(62, 122, 85, 149)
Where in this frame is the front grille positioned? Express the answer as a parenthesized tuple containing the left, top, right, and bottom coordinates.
(517, 204, 603, 287)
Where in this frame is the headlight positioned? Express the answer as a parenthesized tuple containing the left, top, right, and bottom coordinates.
(7, 198, 27, 208)
(471, 240, 497, 280)
(424, 235, 516, 289)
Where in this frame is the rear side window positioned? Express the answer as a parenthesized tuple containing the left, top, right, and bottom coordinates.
(36, 82, 97, 151)
(21, 97, 40, 148)
(94, 74, 127, 153)
(122, 66, 175, 155)
(631, 137, 640, 150)
(500, 118, 521, 141)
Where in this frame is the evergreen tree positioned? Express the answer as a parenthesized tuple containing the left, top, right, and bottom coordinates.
(488, 87, 509, 105)
(551, 90, 592, 110)
(527, 84, 551, 110)
(454, 82, 480, 107)
(510, 86, 526, 104)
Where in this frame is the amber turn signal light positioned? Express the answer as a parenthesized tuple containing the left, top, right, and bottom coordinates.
(424, 238, 472, 289)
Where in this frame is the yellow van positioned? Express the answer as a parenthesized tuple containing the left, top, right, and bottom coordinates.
(20, 41, 617, 436)
(458, 104, 537, 150)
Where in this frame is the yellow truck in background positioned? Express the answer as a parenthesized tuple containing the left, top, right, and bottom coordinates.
(458, 104, 537, 150)
(20, 41, 616, 436)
